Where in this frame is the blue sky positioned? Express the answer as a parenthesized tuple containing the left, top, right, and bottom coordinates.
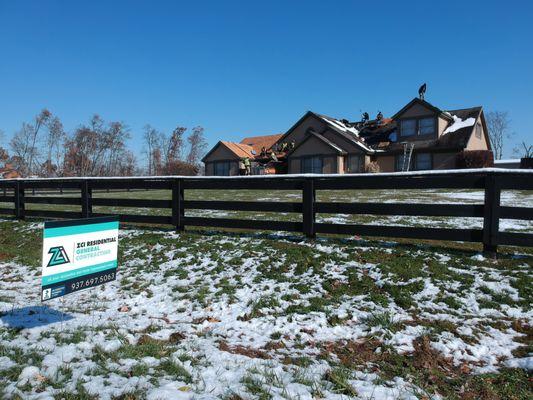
(1, 0, 531, 159)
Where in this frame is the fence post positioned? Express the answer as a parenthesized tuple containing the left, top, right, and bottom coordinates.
(14, 180, 25, 220)
(482, 173, 501, 257)
(81, 180, 92, 218)
(303, 178, 316, 238)
(172, 178, 184, 231)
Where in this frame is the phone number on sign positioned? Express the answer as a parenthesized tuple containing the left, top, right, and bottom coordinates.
(71, 272, 116, 291)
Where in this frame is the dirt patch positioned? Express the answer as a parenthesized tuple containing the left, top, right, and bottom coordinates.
(218, 341, 271, 359)
(321, 338, 382, 367)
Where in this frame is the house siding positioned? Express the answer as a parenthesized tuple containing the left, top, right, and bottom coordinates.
(375, 155, 395, 172)
(433, 153, 457, 169)
(289, 159, 300, 174)
(290, 135, 339, 157)
(281, 115, 326, 147)
(466, 120, 489, 150)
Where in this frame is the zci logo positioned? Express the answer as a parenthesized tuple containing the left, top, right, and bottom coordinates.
(47, 246, 70, 267)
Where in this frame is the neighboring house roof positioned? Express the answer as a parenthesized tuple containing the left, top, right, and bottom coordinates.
(240, 134, 283, 153)
(0, 164, 21, 179)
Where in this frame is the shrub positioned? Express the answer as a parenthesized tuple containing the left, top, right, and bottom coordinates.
(456, 150, 494, 169)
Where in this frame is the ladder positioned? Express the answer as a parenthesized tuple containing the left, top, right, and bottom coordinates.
(402, 143, 415, 171)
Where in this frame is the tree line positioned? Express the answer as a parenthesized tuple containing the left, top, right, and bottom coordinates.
(0, 109, 208, 177)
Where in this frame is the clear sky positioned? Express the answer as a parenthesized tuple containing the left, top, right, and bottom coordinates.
(1, 0, 531, 159)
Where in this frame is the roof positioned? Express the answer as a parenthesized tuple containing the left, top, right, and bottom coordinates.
(0, 164, 22, 179)
(312, 113, 375, 153)
(201, 140, 255, 162)
(240, 134, 282, 153)
(438, 107, 483, 149)
(221, 141, 255, 158)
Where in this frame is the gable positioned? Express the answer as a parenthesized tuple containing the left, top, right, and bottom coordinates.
(276, 112, 327, 148)
(202, 142, 241, 162)
(466, 112, 490, 151)
(290, 133, 344, 157)
(396, 102, 437, 119)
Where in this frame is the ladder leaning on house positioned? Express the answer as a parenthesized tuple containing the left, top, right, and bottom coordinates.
(402, 143, 415, 172)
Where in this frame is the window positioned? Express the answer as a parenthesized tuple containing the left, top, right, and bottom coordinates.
(400, 119, 416, 137)
(400, 118, 435, 137)
(214, 161, 231, 176)
(419, 118, 435, 135)
(302, 156, 322, 174)
(475, 123, 482, 139)
(414, 153, 432, 170)
(346, 154, 363, 173)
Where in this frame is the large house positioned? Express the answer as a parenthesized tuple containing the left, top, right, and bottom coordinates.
(202, 97, 491, 175)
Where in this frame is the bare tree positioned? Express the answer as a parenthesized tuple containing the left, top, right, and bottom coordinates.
(164, 126, 186, 165)
(513, 141, 532, 159)
(143, 125, 162, 175)
(9, 109, 53, 176)
(486, 111, 512, 160)
(44, 116, 66, 177)
(63, 115, 133, 177)
(186, 126, 208, 167)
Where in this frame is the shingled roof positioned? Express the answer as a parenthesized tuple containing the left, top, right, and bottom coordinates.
(240, 134, 282, 154)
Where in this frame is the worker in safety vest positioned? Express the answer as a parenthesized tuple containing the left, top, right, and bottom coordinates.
(243, 157, 251, 175)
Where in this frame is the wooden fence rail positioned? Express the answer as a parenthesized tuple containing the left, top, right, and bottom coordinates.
(0, 170, 532, 254)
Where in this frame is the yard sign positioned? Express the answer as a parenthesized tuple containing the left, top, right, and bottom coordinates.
(41, 216, 119, 301)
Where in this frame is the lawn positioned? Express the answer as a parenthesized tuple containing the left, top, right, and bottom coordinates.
(0, 214, 531, 399)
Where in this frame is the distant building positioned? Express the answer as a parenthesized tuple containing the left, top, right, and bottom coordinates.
(202, 97, 492, 175)
(494, 159, 521, 169)
(202, 134, 282, 176)
(0, 163, 21, 179)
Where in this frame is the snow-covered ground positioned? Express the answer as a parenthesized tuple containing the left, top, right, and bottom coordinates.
(0, 222, 531, 399)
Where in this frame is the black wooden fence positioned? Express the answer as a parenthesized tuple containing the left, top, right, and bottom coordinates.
(1, 170, 532, 254)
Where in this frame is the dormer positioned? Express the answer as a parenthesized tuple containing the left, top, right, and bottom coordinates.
(391, 98, 454, 141)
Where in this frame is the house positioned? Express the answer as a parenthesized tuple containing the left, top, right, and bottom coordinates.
(202, 97, 492, 175)
(202, 134, 282, 176)
(0, 163, 21, 179)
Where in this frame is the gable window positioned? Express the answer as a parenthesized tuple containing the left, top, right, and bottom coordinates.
(400, 117, 436, 137)
(302, 156, 322, 174)
(214, 161, 231, 176)
(400, 119, 416, 137)
(419, 118, 435, 135)
(475, 123, 482, 139)
(414, 153, 432, 170)
(346, 154, 363, 173)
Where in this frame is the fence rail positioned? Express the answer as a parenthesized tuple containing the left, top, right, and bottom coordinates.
(1, 170, 532, 254)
